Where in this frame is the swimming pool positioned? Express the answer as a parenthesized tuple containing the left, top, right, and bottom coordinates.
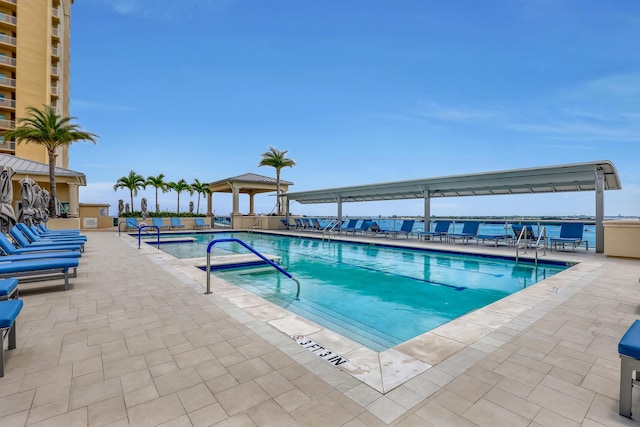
(156, 231, 570, 351)
(154, 232, 569, 351)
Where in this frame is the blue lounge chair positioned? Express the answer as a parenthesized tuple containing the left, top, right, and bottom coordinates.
(419, 220, 451, 242)
(511, 224, 545, 248)
(38, 223, 81, 234)
(31, 225, 85, 239)
(476, 233, 511, 247)
(385, 220, 415, 239)
(301, 218, 313, 230)
(194, 218, 211, 229)
(0, 278, 18, 301)
(365, 222, 386, 236)
(0, 233, 81, 256)
(550, 222, 587, 251)
(170, 218, 185, 229)
(310, 218, 322, 231)
(345, 220, 372, 235)
(125, 218, 139, 231)
(0, 299, 23, 377)
(151, 217, 168, 231)
(341, 219, 358, 233)
(0, 258, 79, 291)
(18, 224, 86, 244)
(9, 228, 84, 253)
(280, 219, 295, 230)
(448, 221, 480, 244)
(293, 218, 304, 229)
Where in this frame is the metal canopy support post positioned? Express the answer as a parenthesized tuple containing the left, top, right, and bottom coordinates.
(595, 169, 605, 253)
(337, 196, 343, 227)
(424, 190, 431, 232)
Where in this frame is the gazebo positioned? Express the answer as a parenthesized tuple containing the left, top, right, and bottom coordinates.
(206, 173, 293, 228)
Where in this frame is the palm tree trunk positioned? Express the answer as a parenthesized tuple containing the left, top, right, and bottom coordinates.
(155, 188, 159, 213)
(177, 192, 180, 214)
(197, 194, 201, 214)
(48, 148, 57, 216)
(276, 169, 281, 215)
(130, 191, 134, 214)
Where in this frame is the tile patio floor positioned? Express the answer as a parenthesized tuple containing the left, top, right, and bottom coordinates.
(0, 230, 639, 426)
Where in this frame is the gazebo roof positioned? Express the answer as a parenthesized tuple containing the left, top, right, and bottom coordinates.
(0, 153, 86, 185)
(208, 173, 293, 194)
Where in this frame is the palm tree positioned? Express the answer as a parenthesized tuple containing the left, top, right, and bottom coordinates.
(3, 105, 98, 217)
(114, 170, 146, 214)
(190, 178, 211, 215)
(258, 146, 296, 215)
(145, 174, 168, 213)
(167, 179, 193, 214)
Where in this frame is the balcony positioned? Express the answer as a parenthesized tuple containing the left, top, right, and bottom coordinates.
(52, 7, 60, 20)
(0, 33, 15, 47)
(0, 119, 15, 130)
(0, 55, 15, 68)
(0, 13, 15, 28)
(0, 98, 15, 110)
(51, 84, 59, 97)
(51, 65, 59, 78)
(0, 76, 15, 88)
(51, 26, 60, 40)
(51, 45, 59, 57)
(0, 138, 15, 152)
(0, 0, 16, 11)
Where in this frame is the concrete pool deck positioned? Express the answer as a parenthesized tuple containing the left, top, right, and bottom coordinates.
(0, 230, 639, 426)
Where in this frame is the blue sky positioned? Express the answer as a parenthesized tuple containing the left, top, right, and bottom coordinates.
(69, 0, 640, 218)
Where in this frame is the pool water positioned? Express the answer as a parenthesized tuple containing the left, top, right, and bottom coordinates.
(158, 232, 570, 351)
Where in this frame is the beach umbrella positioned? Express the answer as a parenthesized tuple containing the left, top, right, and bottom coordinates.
(0, 166, 16, 233)
(141, 197, 148, 219)
(32, 184, 44, 225)
(40, 189, 50, 223)
(18, 177, 37, 226)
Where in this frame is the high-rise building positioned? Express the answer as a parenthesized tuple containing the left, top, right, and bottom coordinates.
(0, 0, 86, 220)
(0, 0, 73, 166)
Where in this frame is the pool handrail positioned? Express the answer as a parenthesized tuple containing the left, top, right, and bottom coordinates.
(205, 238, 300, 299)
(137, 225, 160, 249)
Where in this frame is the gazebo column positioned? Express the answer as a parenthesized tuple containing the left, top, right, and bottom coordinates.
(595, 169, 604, 253)
(68, 183, 79, 217)
(231, 185, 242, 229)
(206, 191, 213, 217)
(232, 186, 240, 214)
(249, 192, 255, 216)
(337, 196, 342, 225)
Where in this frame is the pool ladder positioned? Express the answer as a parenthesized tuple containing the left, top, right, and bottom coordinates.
(321, 220, 342, 242)
(204, 238, 300, 299)
(515, 226, 547, 266)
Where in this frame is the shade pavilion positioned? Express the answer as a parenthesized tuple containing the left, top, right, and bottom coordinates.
(206, 173, 293, 228)
(282, 161, 621, 253)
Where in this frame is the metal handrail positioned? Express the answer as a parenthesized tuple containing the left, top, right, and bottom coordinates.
(205, 238, 300, 299)
(247, 216, 261, 234)
(137, 225, 160, 249)
(322, 220, 341, 242)
(118, 220, 135, 236)
(515, 225, 547, 265)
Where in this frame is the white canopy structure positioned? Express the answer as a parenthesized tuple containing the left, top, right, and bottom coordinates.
(283, 161, 621, 253)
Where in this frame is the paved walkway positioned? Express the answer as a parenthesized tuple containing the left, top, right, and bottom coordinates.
(0, 231, 639, 426)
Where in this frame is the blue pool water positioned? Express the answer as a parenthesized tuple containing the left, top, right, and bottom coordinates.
(155, 231, 570, 351)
